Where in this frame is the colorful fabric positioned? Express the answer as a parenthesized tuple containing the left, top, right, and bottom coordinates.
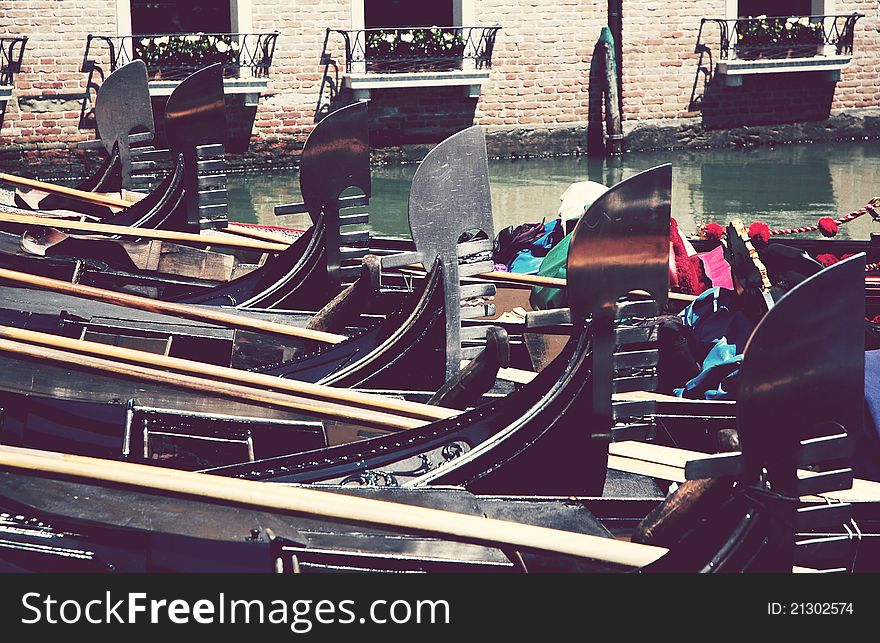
(494, 219, 565, 274)
(673, 287, 757, 400)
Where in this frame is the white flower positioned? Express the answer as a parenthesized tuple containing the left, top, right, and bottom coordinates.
(215, 40, 229, 52)
(400, 33, 414, 43)
(384, 33, 396, 43)
(153, 36, 169, 46)
(185, 34, 200, 42)
(443, 32, 454, 41)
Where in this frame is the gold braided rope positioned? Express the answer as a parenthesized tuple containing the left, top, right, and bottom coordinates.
(729, 217, 775, 310)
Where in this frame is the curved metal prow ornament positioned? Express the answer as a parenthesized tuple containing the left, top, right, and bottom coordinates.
(275, 101, 372, 289)
(298, 101, 371, 225)
(566, 163, 671, 321)
(680, 255, 864, 570)
(93, 60, 155, 190)
(164, 64, 228, 229)
(407, 126, 496, 380)
(566, 164, 671, 449)
(738, 253, 863, 501)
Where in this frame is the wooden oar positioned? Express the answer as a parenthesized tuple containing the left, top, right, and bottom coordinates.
(0, 266, 348, 345)
(0, 444, 668, 567)
(0, 324, 455, 422)
(0, 336, 423, 431)
(0, 211, 287, 253)
(0, 172, 133, 208)
(2, 172, 299, 243)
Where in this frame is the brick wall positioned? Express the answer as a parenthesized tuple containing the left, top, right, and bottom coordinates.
(0, 0, 117, 174)
(0, 1, 879, 175)
(621, 0, 880, 126)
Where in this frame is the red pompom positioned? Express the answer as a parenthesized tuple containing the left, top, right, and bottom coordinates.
(748, 221, 771, 247)
(816, 253, 839, 267)
(818, 217, 838, 237)
(701, 222, 724, 242)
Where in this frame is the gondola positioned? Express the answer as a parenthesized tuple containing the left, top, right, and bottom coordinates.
(0, 166, 672, 488)
(0, 250, 863, 573)
(0, 64, 253, 296)
(0, 122, 508, 398)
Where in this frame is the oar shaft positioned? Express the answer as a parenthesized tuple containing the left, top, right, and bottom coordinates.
(0, 211, 287, 252)
(0, 336, 422, 430)
(0, 324, 454, 422)
(0, 266, 347, 344)
(0, 172, 133, 208)
(0, 444, 668, 567)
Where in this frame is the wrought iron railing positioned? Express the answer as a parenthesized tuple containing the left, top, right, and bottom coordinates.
(82, 32, 279, 81)
(326, 26, 500, 73)
(697, 13, 863, 60)
(0, 36, 27, 86)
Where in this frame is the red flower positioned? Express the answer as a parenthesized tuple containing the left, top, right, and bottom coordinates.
(748, 221, 771, 247)
(818, 216, 838, 237)
(701, 222, 724, 242)
(815, 253, 839, 267)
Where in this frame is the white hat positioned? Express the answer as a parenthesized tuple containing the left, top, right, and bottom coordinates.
(557, 180, 609, 221)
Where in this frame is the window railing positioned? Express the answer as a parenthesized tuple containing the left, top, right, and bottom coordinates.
(0, 36, 28, 86)
(82, 32, 279, 81)
(326, 26, 500, 73)
(697, 13, 863, 60)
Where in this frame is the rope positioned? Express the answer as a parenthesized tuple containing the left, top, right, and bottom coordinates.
(767, 199, 880, 236)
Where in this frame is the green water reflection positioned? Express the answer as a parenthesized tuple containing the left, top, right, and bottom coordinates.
(227, 140, 880, 240)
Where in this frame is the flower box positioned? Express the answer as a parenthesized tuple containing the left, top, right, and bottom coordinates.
(735, 15, 824, 60)
(365, 27, 466, 73)
(134, 34, 241, 80)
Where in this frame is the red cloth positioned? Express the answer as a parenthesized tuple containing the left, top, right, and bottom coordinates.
(669, 218, 703, 295)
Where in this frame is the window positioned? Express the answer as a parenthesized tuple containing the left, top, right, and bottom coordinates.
(364, 1, 453, 29)
(131, 0, 231, 34)
(116, 0, 253, 38)
(737, 0, 812, 18)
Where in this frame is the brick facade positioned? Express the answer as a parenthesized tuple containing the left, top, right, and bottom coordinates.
(0, 1, 877, 176)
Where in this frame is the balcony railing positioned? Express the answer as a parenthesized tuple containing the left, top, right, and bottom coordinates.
(0, 35, 27, 87)
(82, 32, 279, 81)
(697, 13, 862, 60)
(327, 26, 500, 74)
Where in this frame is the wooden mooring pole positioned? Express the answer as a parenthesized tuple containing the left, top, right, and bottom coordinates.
(600, 26, 624, 156)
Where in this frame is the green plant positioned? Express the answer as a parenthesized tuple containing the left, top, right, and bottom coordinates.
(737, 15, 824, 48)
(133, 33, 239, 73)
(365, 26, 465, 70)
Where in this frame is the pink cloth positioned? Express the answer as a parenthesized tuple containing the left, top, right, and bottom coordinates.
(696, 244, 733, 290)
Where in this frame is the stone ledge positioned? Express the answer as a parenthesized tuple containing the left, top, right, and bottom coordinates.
(148, 78, 270, 106)
(343, 70, 491, 100)
(716, 54, 852, 86)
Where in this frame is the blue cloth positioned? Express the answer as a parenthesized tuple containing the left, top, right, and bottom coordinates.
(508, 219, 564, 274)
(674, 287, 757, 400)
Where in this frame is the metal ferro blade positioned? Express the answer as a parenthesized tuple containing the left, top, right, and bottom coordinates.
(164, 63, 227, 157)
(737, 254, 865, 496)
(564, 164, 671, 446)
(93, 60, 155, 189)
(566, 163, 672, 322)
(299, 101, 371, 224)
(407, 126, 495, 379)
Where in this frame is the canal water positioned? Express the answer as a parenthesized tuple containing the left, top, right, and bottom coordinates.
(226, 139, 880, 241)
